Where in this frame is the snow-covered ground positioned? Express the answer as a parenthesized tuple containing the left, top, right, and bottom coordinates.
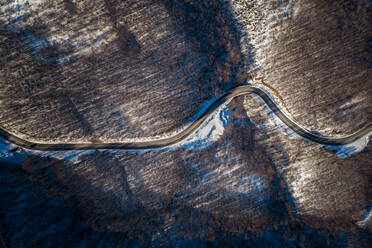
(324, 131, 372, 158)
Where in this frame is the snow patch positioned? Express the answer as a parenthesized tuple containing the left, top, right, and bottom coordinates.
(323, 131, 372, 158)
(339, 95, 365, 110)
(165, 102, 231, 151)
(357, 207, 372, 229)
(0, 138, 29, 165)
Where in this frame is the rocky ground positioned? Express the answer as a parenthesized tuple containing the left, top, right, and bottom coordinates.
(0, 0, 371, 247)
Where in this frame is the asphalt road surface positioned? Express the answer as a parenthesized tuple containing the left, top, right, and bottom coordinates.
(0, 85, 371, 151)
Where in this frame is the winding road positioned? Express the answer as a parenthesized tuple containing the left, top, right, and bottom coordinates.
(0, 85, 371, 151)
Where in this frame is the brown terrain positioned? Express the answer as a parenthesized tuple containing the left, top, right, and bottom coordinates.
(234, 0, 372, 135)
(0, 0, 244, 142)
(0, 0, 371, 247)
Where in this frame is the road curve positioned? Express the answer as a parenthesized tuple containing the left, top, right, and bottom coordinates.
(0, 85, 371, 151)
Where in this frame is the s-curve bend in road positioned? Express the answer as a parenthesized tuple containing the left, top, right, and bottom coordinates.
(0, 85, 371, 151)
